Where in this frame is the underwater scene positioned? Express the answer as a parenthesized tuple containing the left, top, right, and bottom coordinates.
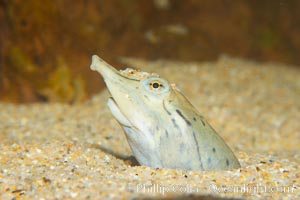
(0, 1, 299, 199)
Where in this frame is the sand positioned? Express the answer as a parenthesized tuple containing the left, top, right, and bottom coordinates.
(0, 56, 299, 199)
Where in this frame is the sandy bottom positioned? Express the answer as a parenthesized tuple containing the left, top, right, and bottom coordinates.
(0, 56, 299, 199)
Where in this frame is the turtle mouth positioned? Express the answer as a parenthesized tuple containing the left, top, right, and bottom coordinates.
(107, 97, 133, 128)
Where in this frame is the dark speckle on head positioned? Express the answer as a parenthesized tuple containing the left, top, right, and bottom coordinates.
(163, 100, 171, 115)
(165, 130, 169, 138)
(212, 147, 216, 153)
(207, 157, 211, 164)
(192, 131, 203, 170)
(176, 109, 192, 126)
(171, 118, 178, 127)
(171, 118, 182, 136)
(201, 119, 206, 126)
(144, 95, 149, 99)
(226, 159, 229, 166)
(193, 117, 197, 122)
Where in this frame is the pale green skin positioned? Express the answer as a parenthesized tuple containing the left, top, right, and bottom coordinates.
(90, 55, 241, 171)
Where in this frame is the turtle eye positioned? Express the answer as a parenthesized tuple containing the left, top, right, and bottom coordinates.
(149, 81, 163, 91)
(142, 77, 170, 95)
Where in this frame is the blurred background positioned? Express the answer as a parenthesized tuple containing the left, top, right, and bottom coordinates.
(0, 0, 299, 103)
